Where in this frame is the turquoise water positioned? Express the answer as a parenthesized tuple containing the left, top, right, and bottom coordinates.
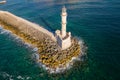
(0, 0, 120, 80)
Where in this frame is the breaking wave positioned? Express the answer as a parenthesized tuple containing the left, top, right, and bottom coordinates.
(0, 26, 35, 49)
(0, 27, 10, 34)
(0, 26, 35, 80)
(0, 72, 31, 80)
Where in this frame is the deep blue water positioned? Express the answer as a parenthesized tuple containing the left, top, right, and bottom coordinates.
(0, 0, 120, 80)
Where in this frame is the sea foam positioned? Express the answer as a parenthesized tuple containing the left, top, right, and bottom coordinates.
(34, 37, 87, 74)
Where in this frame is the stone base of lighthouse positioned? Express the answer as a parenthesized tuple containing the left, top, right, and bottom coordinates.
(55, 30, 71, 50)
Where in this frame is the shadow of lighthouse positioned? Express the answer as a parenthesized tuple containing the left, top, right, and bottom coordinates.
(40, 17, 56, 34)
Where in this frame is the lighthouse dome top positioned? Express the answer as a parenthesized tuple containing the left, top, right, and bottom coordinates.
(62, 6, 67, 12)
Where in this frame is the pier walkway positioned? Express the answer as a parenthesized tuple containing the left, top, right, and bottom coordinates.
(0, 11, 56, 41)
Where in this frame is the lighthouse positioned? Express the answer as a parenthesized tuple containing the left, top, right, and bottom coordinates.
(61, 6, 67, 38)
(55, 6, 71, 50)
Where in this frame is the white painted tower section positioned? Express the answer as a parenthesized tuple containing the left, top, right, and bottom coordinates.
(61, 6, 67, 38)
(55, 6, 72, 50)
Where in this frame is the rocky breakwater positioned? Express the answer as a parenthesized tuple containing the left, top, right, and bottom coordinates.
(0, 11, 82, 73)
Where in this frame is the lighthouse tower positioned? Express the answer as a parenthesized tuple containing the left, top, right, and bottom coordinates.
(61, 6, 67, 38)
(55, 6, 71, 50)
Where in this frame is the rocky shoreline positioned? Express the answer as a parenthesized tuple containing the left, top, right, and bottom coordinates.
(0, 11, 83, 73)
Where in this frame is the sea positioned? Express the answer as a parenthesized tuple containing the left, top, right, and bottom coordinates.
(0, 0, 120, 80)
